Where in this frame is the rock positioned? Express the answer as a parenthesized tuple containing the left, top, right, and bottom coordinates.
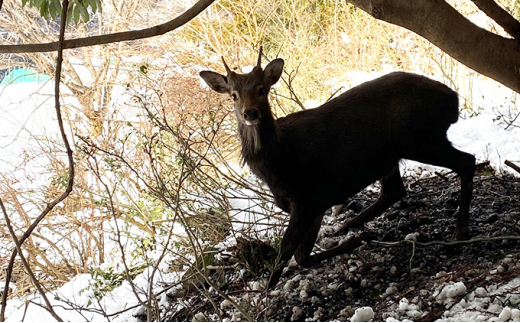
(270, 290, 280, 297)
(220, 298, 234, 309)
(283, 280, 295, 293)
(321, 288, 334, 296)
(399, 298, 409, 311)
(510, 308, 520, 321)
(291, 306, 303, 321)
(313, 307, 325, 321)
(328, 283, 339, 290)
(232, 311, 242, 321)
(437, 282, 467, 302)
(251, 281, 263, 290)
(435, 271, 448, 278)
(385, 286, 398, 296)
(300, 279, 315, 292)
(488, 303, 502, 314)
(475, 287, 487, 296)
(499, 307, 512, 321)
(407, 310, 423, 319)
(445, 282, 467, 298)
(192, 312, 207, 322)
(340, 306, 354, 317)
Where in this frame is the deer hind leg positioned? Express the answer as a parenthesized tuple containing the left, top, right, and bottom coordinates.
(333, 163, 406, 237)
(295, 222, 367, 268)
(405, 139, 475, 240)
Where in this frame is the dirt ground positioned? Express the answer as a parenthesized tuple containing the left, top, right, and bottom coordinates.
(164, 163, 520, 322)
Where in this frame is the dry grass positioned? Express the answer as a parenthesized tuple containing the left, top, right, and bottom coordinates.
(1, 0, 519, 316)
(179, 0, 519, 115)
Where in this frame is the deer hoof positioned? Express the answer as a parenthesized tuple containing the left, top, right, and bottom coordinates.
(268, 268, 283, 289)
(454, 228, 469, 241)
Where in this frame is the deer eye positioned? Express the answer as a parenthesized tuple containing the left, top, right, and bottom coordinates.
(231, 93, 238, 101)
(258, 87, 266, 96)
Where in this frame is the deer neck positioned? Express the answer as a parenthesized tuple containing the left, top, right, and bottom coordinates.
(238, 112, 279, 162)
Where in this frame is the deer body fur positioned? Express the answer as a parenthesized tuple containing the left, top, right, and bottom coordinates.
(200, 50, 475, 289)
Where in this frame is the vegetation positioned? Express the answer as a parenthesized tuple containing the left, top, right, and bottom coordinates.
(0, 0, 518, 320)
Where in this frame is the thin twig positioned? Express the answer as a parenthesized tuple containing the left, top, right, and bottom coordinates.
(434, 171, 450, 182)
(504, 110, 520, 130)
(325, 86, 344, 103)
(0, 0, 75, 319)
(370, 235, 520, 248)
(280, 64, 306, 111)
(193, 265, 253, 322)
(0, 199, 63, 321)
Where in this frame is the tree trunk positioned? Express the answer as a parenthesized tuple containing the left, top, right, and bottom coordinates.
(347, 0, 520, 94)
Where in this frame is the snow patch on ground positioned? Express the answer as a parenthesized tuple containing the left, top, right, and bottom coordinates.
(1, 69, 519, 321)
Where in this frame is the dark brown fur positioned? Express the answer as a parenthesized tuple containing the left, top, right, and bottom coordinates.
(200, 52, 475, 288)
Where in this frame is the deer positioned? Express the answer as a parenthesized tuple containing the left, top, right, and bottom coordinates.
(199, 48, 475, 289)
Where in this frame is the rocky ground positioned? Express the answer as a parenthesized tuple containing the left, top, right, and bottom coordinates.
(164, 163, 520, 322)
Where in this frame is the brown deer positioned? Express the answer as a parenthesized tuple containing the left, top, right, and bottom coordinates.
(199, 48, 475, 288)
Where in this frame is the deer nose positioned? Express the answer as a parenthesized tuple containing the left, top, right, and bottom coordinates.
(243, 109, 259, 121)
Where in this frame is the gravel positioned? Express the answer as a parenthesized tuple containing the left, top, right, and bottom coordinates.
(165, 166, 520, 322)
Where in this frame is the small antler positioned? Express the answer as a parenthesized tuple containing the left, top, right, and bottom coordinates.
(221, 56, 232, 75)
(257, 46, 263, 68)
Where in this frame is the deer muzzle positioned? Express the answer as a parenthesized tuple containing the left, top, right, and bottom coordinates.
(243, 109, 259, 125)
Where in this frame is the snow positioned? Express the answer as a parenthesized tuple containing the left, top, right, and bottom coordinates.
(1, 68, 519, 321)
(311, 70, 520, 177)
(436, 282, 468, 303)
(350, 306, 375, 322)
(399, 108, 520, 177)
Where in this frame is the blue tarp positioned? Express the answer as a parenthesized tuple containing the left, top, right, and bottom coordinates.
(0, 67, 51, 85)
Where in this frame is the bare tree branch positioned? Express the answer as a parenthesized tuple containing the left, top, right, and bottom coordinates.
(0, 0, 215, 53)
(347, 0, 520, 93)
(470, 0, 520, 40)
(0, 0, 75, 319)
(0, 199, 64, 322)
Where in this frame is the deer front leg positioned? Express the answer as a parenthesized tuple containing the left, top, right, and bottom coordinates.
(268, 208, 320, 289)
(269, 208, 374, 288)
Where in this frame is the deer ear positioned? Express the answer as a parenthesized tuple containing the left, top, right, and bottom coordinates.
(200, 71, 230, 94)
(263, 58, 284, 86)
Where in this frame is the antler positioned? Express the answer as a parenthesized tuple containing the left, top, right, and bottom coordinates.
(221, 47, 263, 74)
(221, 56, 232, 75)
(257, 46, 263, 68)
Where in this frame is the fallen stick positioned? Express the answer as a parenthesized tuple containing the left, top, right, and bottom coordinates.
(369, 235, 520, 248)
(505, 160, 520, 175)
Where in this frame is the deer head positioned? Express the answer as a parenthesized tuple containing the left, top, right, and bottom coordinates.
(199, 47, 284, 126)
